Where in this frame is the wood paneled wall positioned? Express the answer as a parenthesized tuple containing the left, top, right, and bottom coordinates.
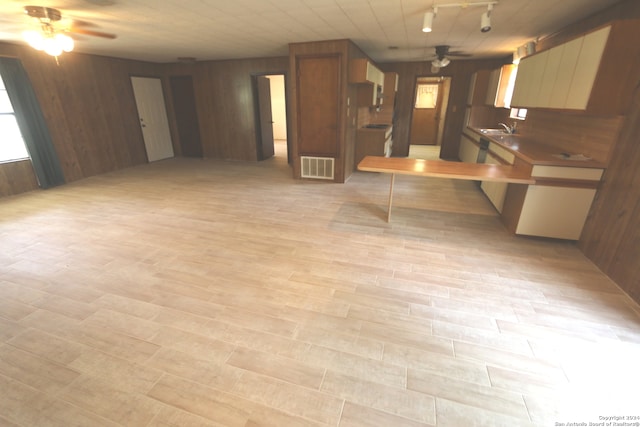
(164, 57, 289, 162)
(379, 58, 508, 159)
(1, 43, 289, 198)
(1, 42, 157, 186)
(581, 84, 640, 303)
(564, 0, 640, 304)
(515, 110, 624, 164)
(287, 40, 364, 182)
(0, 160, 39, 198)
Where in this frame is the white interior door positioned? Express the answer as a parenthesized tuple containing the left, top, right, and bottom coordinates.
(131, 77, 174, 162)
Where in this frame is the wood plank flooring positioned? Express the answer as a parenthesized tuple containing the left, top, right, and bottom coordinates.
(1, 147, 639, 426)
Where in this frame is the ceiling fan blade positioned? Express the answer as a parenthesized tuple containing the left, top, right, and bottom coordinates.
(68, 27, 117, 39)
(447, 52, 472, 57)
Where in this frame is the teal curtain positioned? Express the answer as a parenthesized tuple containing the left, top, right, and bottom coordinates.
(0, 57, 65, 189)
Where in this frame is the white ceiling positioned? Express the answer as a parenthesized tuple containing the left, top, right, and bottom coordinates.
(0, 0, 623, 63)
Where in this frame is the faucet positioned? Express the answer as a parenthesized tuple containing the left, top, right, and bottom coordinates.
(498, 122, 517, 134)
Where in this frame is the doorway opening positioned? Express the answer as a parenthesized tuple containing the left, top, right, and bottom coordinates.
(253, 73, 289, 164)
(408, 76, 451, 160)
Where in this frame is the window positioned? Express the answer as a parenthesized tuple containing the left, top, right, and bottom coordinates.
(0, 76, 29, 162)
(414, 84, 439, 109)
(510, 108, 528, 120)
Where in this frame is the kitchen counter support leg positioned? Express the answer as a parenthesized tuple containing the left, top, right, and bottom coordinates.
(387, 173, 395, 222)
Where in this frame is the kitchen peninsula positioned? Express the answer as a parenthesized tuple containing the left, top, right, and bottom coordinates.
(461, 126, 606, 240)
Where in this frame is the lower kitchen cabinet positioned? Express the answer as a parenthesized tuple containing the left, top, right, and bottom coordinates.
(505, 165, 604, 240)
(458, 133, 480, 163)
(515, 185, 597, 240)
(355, 126, 392, 166)
(480, 153, 508, 213)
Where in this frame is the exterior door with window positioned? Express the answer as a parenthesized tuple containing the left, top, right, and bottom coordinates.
(410, 83, 442, 146)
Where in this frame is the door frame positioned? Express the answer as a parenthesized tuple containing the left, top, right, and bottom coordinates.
(408, 76, 452, 149)
(252, 71, 291, 163)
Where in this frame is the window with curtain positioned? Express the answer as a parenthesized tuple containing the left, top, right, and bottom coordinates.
(0, 75, 29, 162)
(414, 84, 439, 109)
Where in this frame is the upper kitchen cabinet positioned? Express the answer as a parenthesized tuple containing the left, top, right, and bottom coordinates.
(485, 64, 516, 108)
(467, 70, 491, 106)
(350, 58, 385, 106)
(382, 72, 399, 107)
(511, 21, 640, 115)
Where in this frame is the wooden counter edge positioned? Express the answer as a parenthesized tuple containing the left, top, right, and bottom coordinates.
(357, 156, 536, 185)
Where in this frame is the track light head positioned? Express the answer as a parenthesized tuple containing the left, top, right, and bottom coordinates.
(422, 9, 436, 32)
(480, 4, 492, 33)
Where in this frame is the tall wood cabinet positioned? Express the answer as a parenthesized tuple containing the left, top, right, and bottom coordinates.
(289, 40, 376, 183)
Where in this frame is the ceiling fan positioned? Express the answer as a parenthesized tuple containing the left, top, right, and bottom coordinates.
(22, 5, 116, 57)
(428, 45, 471, 72)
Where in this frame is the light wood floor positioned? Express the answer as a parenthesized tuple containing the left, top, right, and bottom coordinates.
(408, 145, 441, 160)
(1, 148, 639, 426)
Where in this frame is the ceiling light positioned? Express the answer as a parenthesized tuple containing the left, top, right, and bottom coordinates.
(432, 57, 450, 68)
(23, 29, 74, 57)
(422, 9, 435, 33)
(480, 4, 493, 33)
(421, 1, 497, 33)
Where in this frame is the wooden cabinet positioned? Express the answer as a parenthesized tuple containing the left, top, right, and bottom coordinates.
(511, 25, 611, 110)
(467, 70, 491, 106)
(350, 58, 384, 106)
(355, 126, 392, 166)
(485, 65, 515, 108)
(382, 72, 398, 107)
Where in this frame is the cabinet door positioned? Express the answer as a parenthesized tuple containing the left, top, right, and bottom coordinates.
(485, 68, 501, 106)
(297, 55, 340, 156)
(481, 154, 508, 212)
(494, 64, 516, 108)
(538, 45, 563, 107)
(458, 134, 479, 163)
(565, 25, 610, 110)
(527, 50, 549, 107)
(511, 57, 533, 107)
(516, 186, 597, 239)
(548, 37, 582, 109)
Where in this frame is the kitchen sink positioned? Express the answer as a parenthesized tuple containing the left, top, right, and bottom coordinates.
(479, 128, 507, 135)
(364, 124, 389, 129)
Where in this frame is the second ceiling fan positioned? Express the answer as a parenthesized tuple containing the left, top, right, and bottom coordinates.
(429, 45, 470, 72)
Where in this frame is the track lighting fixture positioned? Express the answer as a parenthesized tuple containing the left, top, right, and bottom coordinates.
(421, 1, 498, 34)
(480, 4, 493, 33)
(422, 8, 437, 32)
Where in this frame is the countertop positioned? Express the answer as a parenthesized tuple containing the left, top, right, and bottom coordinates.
(358, 124, 392, 132)
(466, 127, 606, 169)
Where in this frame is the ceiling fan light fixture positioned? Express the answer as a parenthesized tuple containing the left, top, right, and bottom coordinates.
(432, 57, 450, 68)
(42, 37, 64, 57)
(55, 33, 75, 52)
(24, 30, 74, 57)
(23, 30, 45, 50)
